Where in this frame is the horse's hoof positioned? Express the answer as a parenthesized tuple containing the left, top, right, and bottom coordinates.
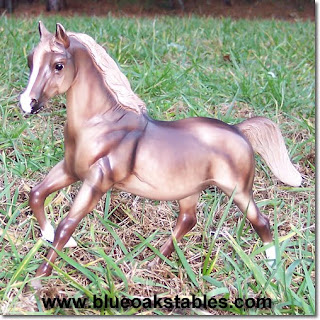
(41, 222, 77, 248)
(148, 257, 160, 269)
(41, 235, 77, 248)
(31, 277, 43, 290)
(265, 244, 276, 268)
(64, 236, 77, 248)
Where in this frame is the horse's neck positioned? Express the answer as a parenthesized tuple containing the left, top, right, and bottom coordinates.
(65, 41, 147, 138)
(65, 56, 122, 135)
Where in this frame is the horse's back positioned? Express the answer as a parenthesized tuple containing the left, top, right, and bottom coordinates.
(145, 116, 249, 152)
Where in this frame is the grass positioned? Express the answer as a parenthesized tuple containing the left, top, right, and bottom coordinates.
(0, 15, 315, 315)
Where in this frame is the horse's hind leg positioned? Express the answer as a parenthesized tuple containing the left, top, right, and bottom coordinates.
(150, 193, 199, 267)
(29, 160, 78, 247)
(233, 191, 276, 264)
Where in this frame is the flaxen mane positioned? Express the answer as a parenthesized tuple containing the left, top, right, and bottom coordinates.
(68, 32, 146, 114)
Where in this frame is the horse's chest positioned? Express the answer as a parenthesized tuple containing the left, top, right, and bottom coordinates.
(63, 128, 97, 179)
(64, 141, 87, 179)
(64, 139, 100, 179)
(64, 127, 129, 180)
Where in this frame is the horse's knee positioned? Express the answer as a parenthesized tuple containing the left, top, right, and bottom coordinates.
(256, 214, 270, 230)
(29, 185, 43, 209)
(247, 209, 270, 230)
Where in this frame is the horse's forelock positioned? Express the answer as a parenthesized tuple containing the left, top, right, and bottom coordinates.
(49, 37, 66, 54)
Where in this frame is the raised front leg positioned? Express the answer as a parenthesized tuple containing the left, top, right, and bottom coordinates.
(29, 160, 78, 247)
(150, 193, 199, 267)
(32, 158, 114, 289)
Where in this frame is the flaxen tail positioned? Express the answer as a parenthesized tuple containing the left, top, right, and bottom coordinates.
(236, 117, 302, 187)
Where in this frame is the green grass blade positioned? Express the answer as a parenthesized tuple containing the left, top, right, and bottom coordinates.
(5, 239, 43, 297)
(95, 212, 129, 255)
(51, 245, 97, 283)
(301, 260, 315, 312)
(172, 236, 200, 289)
(97, 248, 129, 290)
(225, 232, 276, 300)
(135, 232, 176, 268)
(47, 259, 94, 300)
(203, 189, 235, 275)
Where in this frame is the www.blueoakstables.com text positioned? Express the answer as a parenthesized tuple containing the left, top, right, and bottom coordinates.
(42, 294, 272, 310)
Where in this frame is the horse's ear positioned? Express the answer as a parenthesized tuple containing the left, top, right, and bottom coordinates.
(55, 23, 70, 48)
(38, 21, 51, 39)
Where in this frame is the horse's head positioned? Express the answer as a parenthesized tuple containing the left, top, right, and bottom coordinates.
(19, 22, 75, 114)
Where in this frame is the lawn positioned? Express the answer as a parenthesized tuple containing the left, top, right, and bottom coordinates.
(0, 16, 315, 315)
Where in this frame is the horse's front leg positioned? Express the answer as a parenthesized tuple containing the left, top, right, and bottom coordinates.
(29, 160, 78, 247)
(32, 159, 113, 289)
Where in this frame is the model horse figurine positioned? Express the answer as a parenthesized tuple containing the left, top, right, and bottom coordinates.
(20, 22, 301, 289)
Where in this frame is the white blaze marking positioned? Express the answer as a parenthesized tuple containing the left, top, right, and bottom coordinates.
(41, 220, 77, 248)
(20, 52, 42, 113)
(19, 93, 32, 113)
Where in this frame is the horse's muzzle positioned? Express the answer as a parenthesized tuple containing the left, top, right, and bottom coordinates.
(19, 98, 44, 115)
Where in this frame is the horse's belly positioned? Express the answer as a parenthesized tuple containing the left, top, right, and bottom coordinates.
(114, 174, 205, 201)
(114, 152, 211, 201)
(112, 132, 216, 199)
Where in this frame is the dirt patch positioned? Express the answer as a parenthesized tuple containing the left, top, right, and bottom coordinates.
(3, 0, 315, 20)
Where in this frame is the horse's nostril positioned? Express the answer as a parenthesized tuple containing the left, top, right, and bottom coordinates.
(30, 99, 42, 114)
(31, 99, 38, 108)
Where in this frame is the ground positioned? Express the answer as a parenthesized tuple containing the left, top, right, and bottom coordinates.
(3, 0, 315, 20)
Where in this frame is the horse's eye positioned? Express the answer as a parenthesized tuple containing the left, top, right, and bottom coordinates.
(55, 63, 64, 71)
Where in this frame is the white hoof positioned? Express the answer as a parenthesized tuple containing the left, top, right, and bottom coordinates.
(41, 222, 55, 243)
(264, 243, 276, 267)
(31, 277, 43, 290)
(64, 236, 77, 248)
(41, 221, 77, 248)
